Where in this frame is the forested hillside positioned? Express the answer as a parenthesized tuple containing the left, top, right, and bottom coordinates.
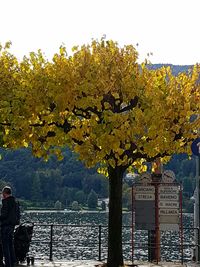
(0, 147, 196, 212)
(0, 148, 108, 208)
(149, 64, 193, 75)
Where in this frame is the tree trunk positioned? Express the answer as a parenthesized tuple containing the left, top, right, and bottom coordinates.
(107, 165, 125, 267)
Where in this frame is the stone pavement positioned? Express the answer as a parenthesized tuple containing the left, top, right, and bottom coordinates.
(17, 260, 200, 267)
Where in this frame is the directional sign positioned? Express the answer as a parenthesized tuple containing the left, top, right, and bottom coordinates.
(159, 209, 179, 215)
(159, 186, 179, 194)
(159, 194, 179, 201)
(134, 182, 180, 231)
(136, 186, 155, 193)
(135, 194, 155, 200)
(158, 183, 180, 230)
(135, 185, 155, 200)
(191, 137, 200, 156)
(159, 201, 179, 208)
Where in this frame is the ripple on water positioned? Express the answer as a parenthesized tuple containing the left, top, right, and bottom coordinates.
(22, 211, 194, 262)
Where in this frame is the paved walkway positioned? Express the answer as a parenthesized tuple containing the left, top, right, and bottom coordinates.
(18, 260, 200, 267)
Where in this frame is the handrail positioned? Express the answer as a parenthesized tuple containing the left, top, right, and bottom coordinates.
(27, 223, 198, 263)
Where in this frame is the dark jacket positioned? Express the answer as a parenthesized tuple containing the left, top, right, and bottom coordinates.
(0, 196, 18, 226)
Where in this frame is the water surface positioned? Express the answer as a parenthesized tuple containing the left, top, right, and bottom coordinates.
(21, 211, 194, 262)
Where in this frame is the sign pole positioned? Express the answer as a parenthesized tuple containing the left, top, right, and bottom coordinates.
(155, 182, 159, 264)
(150, 158, 162, 263)
(191, 138, 200, 262)
(131, 186, 135, 263)
(198, 155, 200, 262)
(179, 183, 184, 264)
(194, 153, 200, 262)
(154, 158, 161, 263)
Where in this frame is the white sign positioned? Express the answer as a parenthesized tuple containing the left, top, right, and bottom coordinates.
(159, 215, 179, 224)
(159, 186, 179, 194)
(135, 194, 155, 200)
(159, 209, 179, 215)
(135, 185, 155, 200)
(162, 170, 176, 183)
(135, 181, 181, 231)
(159, 194, 179, 201)
(159, 201, 179, 208)
(158, 183, 180, 229)
(136, 186, 155, 194)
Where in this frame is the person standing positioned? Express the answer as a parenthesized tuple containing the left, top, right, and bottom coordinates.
(0, 242, 3, 267)
(0, 186, 19, 267)
(0, 193, 4, 267)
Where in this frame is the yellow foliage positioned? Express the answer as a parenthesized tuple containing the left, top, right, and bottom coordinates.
(0, 40, 199, 173)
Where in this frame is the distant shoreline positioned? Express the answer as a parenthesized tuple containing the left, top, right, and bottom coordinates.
(24, 209, 109, 213)
(23, 209, 193, 215)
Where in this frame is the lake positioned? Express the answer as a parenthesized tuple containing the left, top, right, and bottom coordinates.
(21, 211, 194, 262)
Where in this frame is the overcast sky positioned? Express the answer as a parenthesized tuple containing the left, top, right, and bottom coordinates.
(0, 0, 199, 65)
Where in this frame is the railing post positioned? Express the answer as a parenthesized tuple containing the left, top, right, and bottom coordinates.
(131, 186, 135, 263)
(98, 225, 102, 261)
(198, 227, 200, 262)
(49, 224, 53, 261)
(180, 183, 184, 265)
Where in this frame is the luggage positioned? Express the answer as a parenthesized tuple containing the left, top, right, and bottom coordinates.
(14, 222, 34, 263)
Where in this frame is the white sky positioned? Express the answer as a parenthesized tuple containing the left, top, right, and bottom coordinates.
(0, 0, 200, 65)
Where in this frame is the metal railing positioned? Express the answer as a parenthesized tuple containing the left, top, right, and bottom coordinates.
(27, 223, 199, 263)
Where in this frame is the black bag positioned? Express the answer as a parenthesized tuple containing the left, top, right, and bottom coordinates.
(14, 222, 34, 262)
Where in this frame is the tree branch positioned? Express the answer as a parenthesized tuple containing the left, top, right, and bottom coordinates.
(120, 96, 139, 113)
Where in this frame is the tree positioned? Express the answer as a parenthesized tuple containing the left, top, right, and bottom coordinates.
(60, 187, 69, 207)
(31, 173, 42, 201)
(0, 39, 200, 267)
(71, 200, 80, 211)
(87, 189, 98, 209)
(101, 200, 106, 211)
(75, 190, 86, 205)
(66, 187, 78, 206)
(54, 200, 62, 210)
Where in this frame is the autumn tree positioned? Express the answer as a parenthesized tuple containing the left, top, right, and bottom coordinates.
(0, 39, 200, 267)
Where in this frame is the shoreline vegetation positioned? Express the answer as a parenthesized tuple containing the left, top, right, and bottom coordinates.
(0, 147, 196, 215)
(23, 209, 193, 214)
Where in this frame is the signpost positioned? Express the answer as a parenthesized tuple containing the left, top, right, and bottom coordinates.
(191, 137, 200, 262)
(159, 171, 180, 231)
(133, 169, 181, 263)
(158, 184, 179, 231)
